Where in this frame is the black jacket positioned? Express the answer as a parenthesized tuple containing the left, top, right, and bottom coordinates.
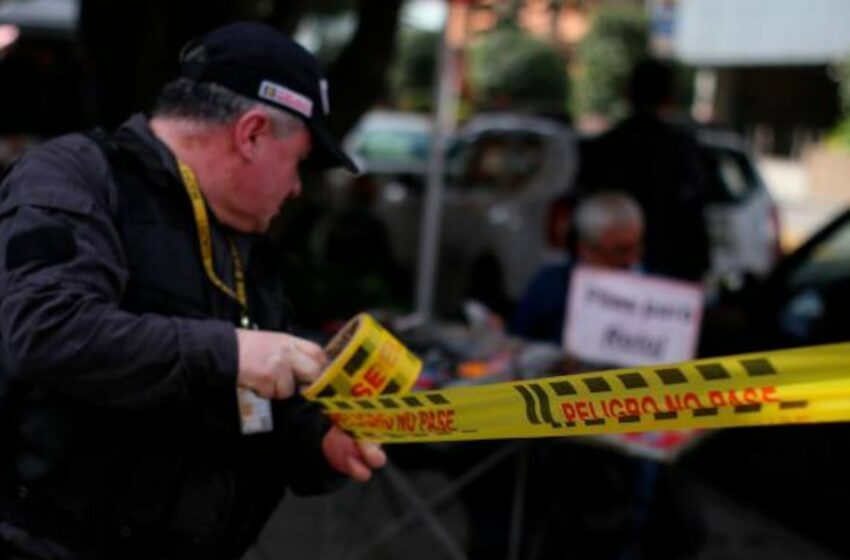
(579, 113, 710, 282)
(0, 115, 337, 559)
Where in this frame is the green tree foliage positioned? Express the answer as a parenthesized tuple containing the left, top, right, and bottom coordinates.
(391, 29, 440, 111)
(827, 57, 850, 150)
(468, 25, 569, 117)
(574, 6, 648, 118)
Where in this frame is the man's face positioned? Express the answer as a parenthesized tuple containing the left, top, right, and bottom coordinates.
(234, 126, 312, 233)
(578, 224, 643, 270)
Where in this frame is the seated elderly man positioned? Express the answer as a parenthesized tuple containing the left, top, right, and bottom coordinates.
(511, 191, 644, 344)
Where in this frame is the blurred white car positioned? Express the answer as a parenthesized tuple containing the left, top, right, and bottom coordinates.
(324, 111, 781, 315)
(326, 111, 579, 315)
(696, 128, 782, 286)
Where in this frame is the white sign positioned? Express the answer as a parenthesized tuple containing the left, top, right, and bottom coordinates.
(564, 266, 703, 367)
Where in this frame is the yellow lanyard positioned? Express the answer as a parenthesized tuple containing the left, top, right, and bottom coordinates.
(177, 161, 251, 328)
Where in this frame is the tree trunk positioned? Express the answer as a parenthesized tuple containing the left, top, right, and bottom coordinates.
(325, 0, 404, 138)
(80, 0, 400, 135)
(79, 0, 244, 126)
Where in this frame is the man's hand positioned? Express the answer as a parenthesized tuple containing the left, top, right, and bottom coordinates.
(322, 426, 387, 482)
(236, 329, 327, 399)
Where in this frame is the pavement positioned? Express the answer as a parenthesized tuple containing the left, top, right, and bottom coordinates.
(240, 442, 843, 560)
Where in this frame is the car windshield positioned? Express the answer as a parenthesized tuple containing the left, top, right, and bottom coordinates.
(787, 215, 850, 290)
(446, 131, 545, 192)
(351, 128, 432, 167)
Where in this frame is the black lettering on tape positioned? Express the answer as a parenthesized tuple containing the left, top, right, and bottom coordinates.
(379, 398, 398, 409)
(655, 411, 678, 420)
(344, 346, 371, 375)
(656, 368, 687, 385)
(426, 394, 450, 405)
(402, 396, 423, 407)
(696, 363, 731, 381)
(618, 372, 648, 389)
(530, 384, 561, 427)
(515, 385, 541, 425)
(334, 400, 353, 410)
(585, 419, 605, 426)
(550, 380, 577, 395)
(565, 421, 577, 427)
(741, 358, 777, 377)
(583, 377, 612, 393)
(618, 415, 640, 424)
(780, 400, 809, 410)
(693, 408, 718, 417)
(735, 404, 762, 413)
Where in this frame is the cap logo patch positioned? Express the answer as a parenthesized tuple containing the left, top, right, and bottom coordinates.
(259, 80, 313, 118)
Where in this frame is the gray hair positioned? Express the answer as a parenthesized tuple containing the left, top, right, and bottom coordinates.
(153, 78, 305, 138)
(574, 191, 644, 245)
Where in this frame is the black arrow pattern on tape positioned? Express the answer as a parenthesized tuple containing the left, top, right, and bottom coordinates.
(515, 385, 541, 425)
(740, 358, 777, 376)
(530, 384, 561, 427)
(344, 346, 370, 376)
(780, 400, 809, 409)
(379, 398, 399, 409)
(402, 396, 424, 407)
(584, 377, 612, 393)
(696, 363, 731, 381)
(656, 368, 688, 385)
(618, 372, 648, 389)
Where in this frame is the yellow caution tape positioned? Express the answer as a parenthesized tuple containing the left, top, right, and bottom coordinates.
(304, 313, 421, 400)
(304, 315, 850, 443)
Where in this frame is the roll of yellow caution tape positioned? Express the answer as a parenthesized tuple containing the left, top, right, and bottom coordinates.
(302, 313, 422, 400)
(305, 334, 850, 444)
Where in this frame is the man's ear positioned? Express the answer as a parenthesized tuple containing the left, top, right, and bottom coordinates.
(233, 108, 273, 161)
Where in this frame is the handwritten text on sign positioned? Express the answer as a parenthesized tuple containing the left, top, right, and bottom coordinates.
(564, 266, 703, 367)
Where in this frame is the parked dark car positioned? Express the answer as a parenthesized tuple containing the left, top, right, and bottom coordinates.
(688, 206, 850, 558)
(699, 206, 850, 356)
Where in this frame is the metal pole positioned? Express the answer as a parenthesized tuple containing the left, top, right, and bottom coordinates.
(414, 1, 457, 319)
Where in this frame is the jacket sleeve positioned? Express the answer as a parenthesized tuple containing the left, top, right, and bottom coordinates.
(0, 136, 238, 409)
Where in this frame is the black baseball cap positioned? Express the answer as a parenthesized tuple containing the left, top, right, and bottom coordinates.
(180, 21, 357, 173)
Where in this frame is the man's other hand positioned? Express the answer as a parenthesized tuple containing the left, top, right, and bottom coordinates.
(236, 329, 327, 399)
(321, 426, 387, 482)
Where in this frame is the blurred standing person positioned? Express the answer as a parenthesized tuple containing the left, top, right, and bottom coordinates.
(0, 22, 385, 560)
(579, 59, 710, 282)
(511, 190, 644, 344)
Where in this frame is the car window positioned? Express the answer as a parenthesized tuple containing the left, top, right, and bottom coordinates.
(352, 128, 431, 166)
(775, 215, 850, 343)
(787, 218, 850, 290)
(701, 146, 757, 203)
(449, 131, 545, 192)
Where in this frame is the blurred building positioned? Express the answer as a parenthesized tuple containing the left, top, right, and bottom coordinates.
(671, 0, 850, 157)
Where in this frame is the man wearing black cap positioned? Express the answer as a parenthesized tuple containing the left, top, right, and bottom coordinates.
(0, 22, 383, 559)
